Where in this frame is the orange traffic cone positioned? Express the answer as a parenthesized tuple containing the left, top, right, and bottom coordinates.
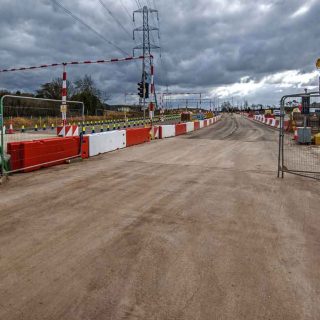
(7, 122, 14, 134)
(294, 128, 299, 141)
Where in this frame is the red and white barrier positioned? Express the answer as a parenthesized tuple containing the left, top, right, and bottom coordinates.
(199, 120, 204, 128)
(0, 55, 148, 73)
(251, 114, 284, 130)
(57, 125, 79, 137)
(6, 117, 221, 174)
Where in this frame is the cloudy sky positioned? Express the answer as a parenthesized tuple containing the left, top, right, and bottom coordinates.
(0, 0, 319, 107)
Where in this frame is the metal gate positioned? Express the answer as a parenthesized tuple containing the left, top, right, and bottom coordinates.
(278, 91, 320, 180)
(0, 95, 84, 175)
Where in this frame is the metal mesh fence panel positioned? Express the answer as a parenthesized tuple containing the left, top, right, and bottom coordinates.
(0, 95, 84, 174)
(278, 92, 320, 180)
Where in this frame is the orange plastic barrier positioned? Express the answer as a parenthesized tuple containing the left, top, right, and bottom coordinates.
(204, 120, 208, 127)
(81, 136, 89, 159)
(7, 142, 24, 171)
(23, 137, 80, 172)
(194, 121, 200, 130)
(175, 123, 187, 136)
(126, 127, 151, 147)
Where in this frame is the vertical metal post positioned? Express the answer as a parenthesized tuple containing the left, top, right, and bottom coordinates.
(278, 98, 283, 178)
(61, 64, 67, 133)
(0, 96, 4, 176)
(281, 98, 285, 178)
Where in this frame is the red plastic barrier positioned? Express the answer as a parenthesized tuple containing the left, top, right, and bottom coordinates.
(194, 121, 200, 130)
(204, 120, 208, 127)
(81, 136, 89, 159)
(175, 123, 187, 136)
(20, 137, 81, 172)
(126, 127, 151, 147)
(159, 126, 163, 139)
(265, 114, 275, 119)
(7, 142, 24, 171)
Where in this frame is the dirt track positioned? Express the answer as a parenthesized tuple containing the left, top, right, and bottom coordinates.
(1, 114, 320, 320)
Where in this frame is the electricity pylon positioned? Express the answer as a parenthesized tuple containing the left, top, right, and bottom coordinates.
(133, 6, 160, 115)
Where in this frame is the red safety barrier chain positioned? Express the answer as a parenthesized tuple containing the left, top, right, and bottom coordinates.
(0, 55, 152, 73)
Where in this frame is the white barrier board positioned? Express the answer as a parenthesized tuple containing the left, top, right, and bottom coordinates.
(89, 130, 126, 156)
(186, 122, 194, 132)
(160, 125, 175, 138)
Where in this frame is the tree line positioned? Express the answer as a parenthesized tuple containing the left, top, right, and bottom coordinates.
(0, 75, 110, 116)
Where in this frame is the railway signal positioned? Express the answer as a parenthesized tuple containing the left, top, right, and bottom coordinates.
(138, 82, 144, 98)
(137, 82, 149, 99)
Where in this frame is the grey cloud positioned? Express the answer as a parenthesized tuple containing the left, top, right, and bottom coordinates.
(0, 0, 319, 105)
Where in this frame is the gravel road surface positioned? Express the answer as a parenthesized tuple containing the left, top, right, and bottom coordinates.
(1, 114, 319, 320)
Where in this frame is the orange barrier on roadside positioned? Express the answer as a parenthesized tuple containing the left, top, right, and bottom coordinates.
(7, 142, 24, 171)
(81, 136, 89, 159)
(204, 120, 208, 127)
(194, 121, 200, 130)
(7, 136, 82, 173)
(126, 127, 151, 147)
(22, 137, 80, 172)
(175, 123, 187, 136)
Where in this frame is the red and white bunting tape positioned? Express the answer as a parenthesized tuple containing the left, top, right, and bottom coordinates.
(0, 55, 152, 73)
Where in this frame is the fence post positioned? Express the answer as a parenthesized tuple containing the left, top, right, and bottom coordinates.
(0, 96, 4, 176)
(61, 64, 67, 135)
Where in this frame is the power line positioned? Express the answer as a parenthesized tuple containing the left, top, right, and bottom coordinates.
(119, 0, 133, 20)
(51, 0, 129, 56)
(134, 0, 142, 9)
(98, 0, 132, 38)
